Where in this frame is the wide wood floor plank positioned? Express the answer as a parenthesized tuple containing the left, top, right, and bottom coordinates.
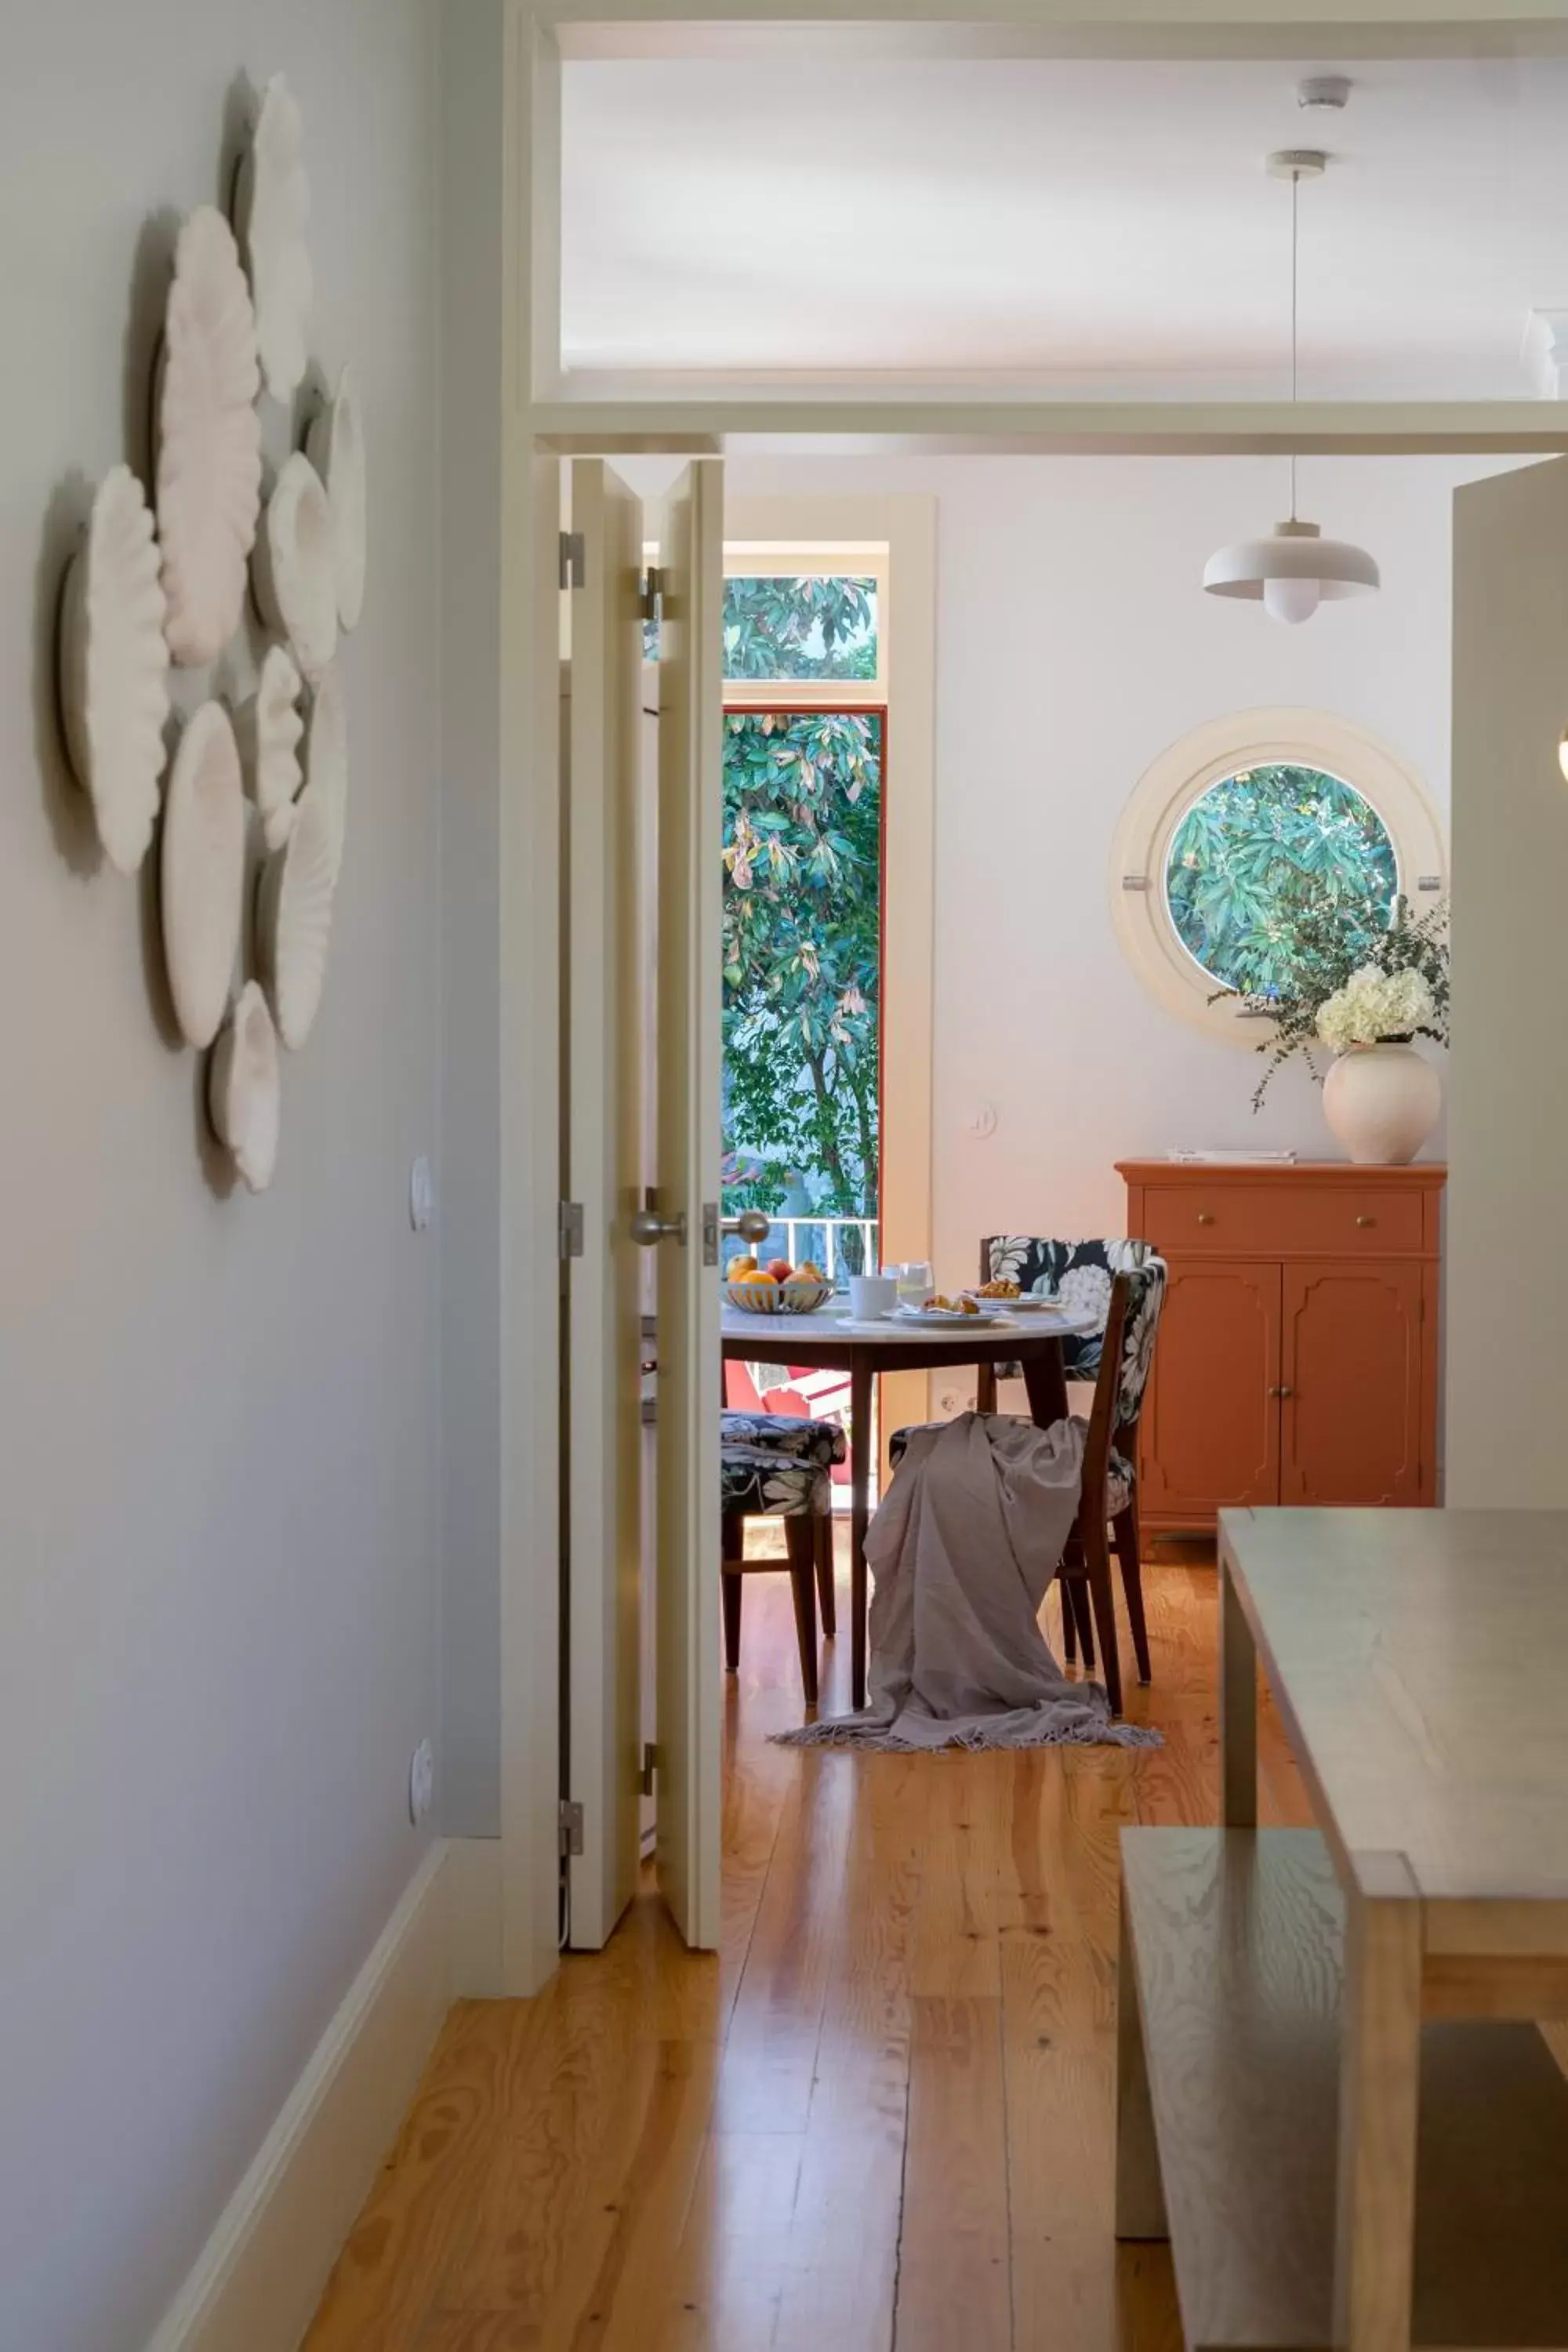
(897, 1993, 1013, 2352)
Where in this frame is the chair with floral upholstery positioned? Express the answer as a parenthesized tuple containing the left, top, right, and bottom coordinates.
(889, 1245, 1166, 1715)
(720, 1408, 845, 1639)
(1049, 1259, 1167, 1714)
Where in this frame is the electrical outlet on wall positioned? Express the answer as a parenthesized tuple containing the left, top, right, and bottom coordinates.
(408, 1737, 434, 1825)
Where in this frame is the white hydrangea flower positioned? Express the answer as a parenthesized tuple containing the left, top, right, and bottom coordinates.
(1316, 964, 1435, 1051)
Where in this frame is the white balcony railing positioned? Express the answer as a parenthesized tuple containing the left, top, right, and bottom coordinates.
(727, 1214, 879, 1288)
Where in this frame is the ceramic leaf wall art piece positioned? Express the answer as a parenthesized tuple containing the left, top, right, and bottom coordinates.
(305, 663, 348, 887)
(238, 642, 304, 851)
(305, 368, 365, 630)
(57, 466, 170, 875)
(257, 787, 333, 1049)
(154, 207, 263, 666)
(233, 74, 312, 402)
(252, 452, 337, 681)
(161, 702, 246, 1050)
(52, 68, 364, 1196)
(208, 982, 281, 1192)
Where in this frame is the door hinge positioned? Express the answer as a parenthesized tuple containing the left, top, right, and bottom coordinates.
(558, 1200, 584, 1259)
(701, 1201, 720, 1267)
(640, 1743, 659, 1797)
(558, 1798, 585, 1858)
(559, 529, 586, 590)
(640, 564, 665, 622)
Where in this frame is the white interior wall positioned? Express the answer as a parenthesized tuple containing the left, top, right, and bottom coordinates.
(724, 454, 1473, 1317)
(1446, 456, 1568, 1507)
(0, 7, 441, 2344)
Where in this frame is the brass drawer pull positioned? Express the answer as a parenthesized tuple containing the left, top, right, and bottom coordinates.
(1355, 1214, 1376, 1229)
(1196, 1211, 1215, 1225)
(1269, 1385, 1294, 1399)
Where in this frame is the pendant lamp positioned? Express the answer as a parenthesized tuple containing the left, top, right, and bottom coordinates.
(1203, 150, 1379, 622)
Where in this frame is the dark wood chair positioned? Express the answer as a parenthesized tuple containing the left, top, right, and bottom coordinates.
(720, 1443, 832, 1705)
(976, 1253, 1166, 1716)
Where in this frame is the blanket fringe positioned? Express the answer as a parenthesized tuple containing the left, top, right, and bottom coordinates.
(772, 1711, 1163, 1752)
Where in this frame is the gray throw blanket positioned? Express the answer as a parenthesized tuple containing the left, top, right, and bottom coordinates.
(776, 1412, 1160, 1751)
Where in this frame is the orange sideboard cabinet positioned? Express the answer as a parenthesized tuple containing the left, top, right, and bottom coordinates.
(1116, 1160, 1445, 1537)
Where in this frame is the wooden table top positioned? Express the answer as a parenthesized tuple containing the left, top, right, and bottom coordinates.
(720, 1302, 1095, 1354)
(1219, 1508, 1568, 1914)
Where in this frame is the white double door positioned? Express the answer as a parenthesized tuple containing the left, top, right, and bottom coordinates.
(561, 458, 724, 1951)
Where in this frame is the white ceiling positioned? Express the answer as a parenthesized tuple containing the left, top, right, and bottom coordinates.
(561, 58, 1568, 397)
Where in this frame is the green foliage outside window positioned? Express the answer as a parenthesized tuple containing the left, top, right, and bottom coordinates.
(722, 710, 881, 1234)
(723, 575, 877, 682)
(1166, 766, 1398, 1000)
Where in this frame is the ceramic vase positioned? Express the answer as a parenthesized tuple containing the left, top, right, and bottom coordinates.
(1322, 1042, 1442, 1166)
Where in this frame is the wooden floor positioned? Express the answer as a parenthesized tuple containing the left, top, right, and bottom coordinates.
(303, 1536, 1314, 2351)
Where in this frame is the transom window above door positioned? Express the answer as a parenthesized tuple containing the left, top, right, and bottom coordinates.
(1110, 708, 1447, 1044)
(723, 575, 878, 685)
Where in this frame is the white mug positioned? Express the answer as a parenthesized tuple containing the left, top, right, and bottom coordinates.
(848, 1272, 898, 1319)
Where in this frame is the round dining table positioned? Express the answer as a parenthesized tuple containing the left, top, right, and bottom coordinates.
(720, 1300, 1097, 1706)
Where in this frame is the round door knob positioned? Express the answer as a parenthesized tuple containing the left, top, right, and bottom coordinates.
(732, 1208, 771, 1243)
(1356, 1214, 1376, 1228)
(1269, 1384, 1294, 1398)
(1196, 1211, 1215, 1225)
(630, 1206, 688, 1247)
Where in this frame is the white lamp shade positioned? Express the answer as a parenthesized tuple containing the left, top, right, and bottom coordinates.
(1203, 517, 1380, 605)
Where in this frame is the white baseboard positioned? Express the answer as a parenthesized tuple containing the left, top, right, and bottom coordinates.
(447, 1834, 505, 1997)
(144, 1841, 452, 2352)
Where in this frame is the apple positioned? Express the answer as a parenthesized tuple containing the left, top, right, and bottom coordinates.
(766, 1258, 794, 1284)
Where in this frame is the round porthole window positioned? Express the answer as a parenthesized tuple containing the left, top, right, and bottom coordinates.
(1165, 766, 1398, 998)
(1109, 710, 1446, 1043)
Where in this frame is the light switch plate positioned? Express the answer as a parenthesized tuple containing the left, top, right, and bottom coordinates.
(408, 1737, 434, 1825)
(409, 1155, 434, 1232)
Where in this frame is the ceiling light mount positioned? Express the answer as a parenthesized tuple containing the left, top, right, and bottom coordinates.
(1267, 148, 1327, 180)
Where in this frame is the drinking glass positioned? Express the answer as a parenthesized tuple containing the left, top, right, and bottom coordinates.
(895, 1260, 935, 1311)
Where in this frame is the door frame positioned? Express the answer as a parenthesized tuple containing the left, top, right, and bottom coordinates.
(482, 0, 1568, 1996)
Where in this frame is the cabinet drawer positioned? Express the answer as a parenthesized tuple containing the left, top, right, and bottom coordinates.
(1139, 1183, 1427, 1259)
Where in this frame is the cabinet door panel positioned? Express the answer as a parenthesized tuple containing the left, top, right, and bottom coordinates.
(1280, 1262, 1425, 1505)
(1139, 1259, 1282, 1520)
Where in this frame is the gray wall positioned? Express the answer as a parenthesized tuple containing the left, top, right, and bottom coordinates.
(437, 0, 506, 1840)
(1447, 456, 1568, 1505)
(0, 5, 442, 2344)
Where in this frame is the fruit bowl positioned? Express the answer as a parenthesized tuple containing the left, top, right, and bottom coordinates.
(724, 1278, 833, 1316)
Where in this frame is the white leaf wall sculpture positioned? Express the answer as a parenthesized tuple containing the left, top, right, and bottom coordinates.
(304, 663, 347, 889)
(208, 980, 281, 1193)
(251, 453, 338, 683)
(57, 466, 170, 875)
(237, 642, 304, 852)
(257, 786, 333, 1050)
(305, 367, 365, 630)
(155, 207, 262, 666)
(161, 702, 246, 1050)
(234, 74, 312, 402)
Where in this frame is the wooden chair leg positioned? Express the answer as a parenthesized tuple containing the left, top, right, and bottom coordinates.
(1059, 1530, 1095, 1668)
(1112, 1506, 1152, 1686)
(784, 1515, 819, 1707)
(1069, 1577, 1097, 1668)
(815, 1513, 837, 1637)
(1084, 1517, 1123, 1717)
(722, 1567, 742, 1673)
(721, 1511, 745, 1674)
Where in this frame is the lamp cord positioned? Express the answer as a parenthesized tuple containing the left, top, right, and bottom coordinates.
(1298, 172, 1307, 524)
